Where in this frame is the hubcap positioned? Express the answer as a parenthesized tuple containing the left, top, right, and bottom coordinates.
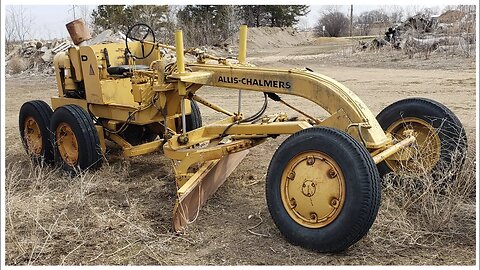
(386, 117, 441, 172)
(24, 116, 42, 155)
(280, 151, 345, 228)
(56, 122, 79, 166)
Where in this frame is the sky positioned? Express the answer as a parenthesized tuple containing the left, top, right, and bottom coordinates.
(5, 4, 450, 40)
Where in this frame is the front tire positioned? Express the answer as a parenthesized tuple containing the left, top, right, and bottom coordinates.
(266, 127, 381, 252)
(186, 100, 202, 131)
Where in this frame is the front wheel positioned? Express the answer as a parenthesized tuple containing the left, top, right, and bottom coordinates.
(266, 127, 381, 252)
(186, 100, 202, 131)
(175, 100, 202, 133)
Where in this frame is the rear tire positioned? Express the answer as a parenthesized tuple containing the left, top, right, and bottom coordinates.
(50, 105, 103, 172)
(376, 98, 467, 178)
(119, 124, 158, 146)
(19, 100, 54, 164)
(266, 127, 381, 252)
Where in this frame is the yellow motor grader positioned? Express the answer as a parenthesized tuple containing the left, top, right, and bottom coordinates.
(19, 20, 467, 252)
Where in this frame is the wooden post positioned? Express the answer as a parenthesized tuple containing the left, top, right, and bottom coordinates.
(350, 5, 353, 37)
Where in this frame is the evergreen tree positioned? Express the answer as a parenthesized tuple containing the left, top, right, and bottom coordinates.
(91, 5, 132, 33)
(91, 5, 169, 35)
(238, 5, 269, 27)
(265, 5, 310, 27)
(238, 5, 309, 27)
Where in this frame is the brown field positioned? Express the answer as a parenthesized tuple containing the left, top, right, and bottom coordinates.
(4, 42, 477, 265)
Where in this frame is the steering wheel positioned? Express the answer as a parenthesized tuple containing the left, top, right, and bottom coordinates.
(125, 23, 156, 59)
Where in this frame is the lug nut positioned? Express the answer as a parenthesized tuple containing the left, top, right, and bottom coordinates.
(331, 198, 339, 208)
(290, 198, 297, 208)
(328, 169, 337, 178)
(287, 171, 295, 180)
(306, 156, 315, 165)
(310, 212, 318, 221)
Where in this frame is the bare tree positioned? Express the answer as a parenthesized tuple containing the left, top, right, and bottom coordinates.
(159, 6, 179, 45)
(5, 6, 34, 54)
(388, 5, 404, 23)
(296, 17, 310, 31)
(404, 5, 423, 18)
(78, 5, 92, 26)
(6, 6, 34, 43)
(177, 5, 241, 47)
(421, 7, 440, 17)
(315, 7, 349, 37)
(453, 5, 476, 13)
(356, 9, 389, 36)
(5, 8, 16, 45)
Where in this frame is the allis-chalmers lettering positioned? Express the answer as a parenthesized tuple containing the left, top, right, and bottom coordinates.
(218, 76, 291, 89)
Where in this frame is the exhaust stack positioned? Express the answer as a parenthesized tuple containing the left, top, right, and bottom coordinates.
(66, 18, 91, 46)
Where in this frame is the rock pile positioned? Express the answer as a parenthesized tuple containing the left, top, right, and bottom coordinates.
(358, 9, 476, 58)
(5, 29, 126, 75)
(5, 39, 72, 75)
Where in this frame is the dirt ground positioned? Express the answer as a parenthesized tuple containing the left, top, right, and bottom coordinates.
(3, 41, 477, 265)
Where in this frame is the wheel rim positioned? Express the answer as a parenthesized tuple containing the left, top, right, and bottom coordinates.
(280, 151, 345, 228)
(385, 117, 441, 172)
(56, 122, 79, 166)
(24, 116, 42, 155)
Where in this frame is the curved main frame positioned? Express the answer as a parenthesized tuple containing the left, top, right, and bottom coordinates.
(186, 63, 390, 148)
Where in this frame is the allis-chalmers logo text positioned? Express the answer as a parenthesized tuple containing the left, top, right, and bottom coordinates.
(217, 76, 291, 89)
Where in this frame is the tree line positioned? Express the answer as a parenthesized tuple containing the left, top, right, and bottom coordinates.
(5, 5, 474, 48)
(314, 5, 473, 37)
(91, 5, 309, 46)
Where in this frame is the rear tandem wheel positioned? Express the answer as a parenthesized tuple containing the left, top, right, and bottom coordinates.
(266, 127, 381, 252)
(19, 100, 54, 164)
(50, 104, 103, 172)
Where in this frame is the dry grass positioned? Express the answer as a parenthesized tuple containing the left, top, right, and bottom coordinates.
(371, 145, 475, 249)
(5, 137, 476, 265)
(5, 104, 476, 265)
(5, 155, 197, 265)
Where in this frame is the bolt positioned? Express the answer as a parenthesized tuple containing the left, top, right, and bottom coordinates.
(328, 169, 337, 178)
(290, 198, 297, 208)
(287, 171, 295, 181)
(311, 182, 315, 187)
(310, 212, 318, 221)
(331, 198, 339, 208)
(177, 135, 189, 145)
(306, 156, 315, 165)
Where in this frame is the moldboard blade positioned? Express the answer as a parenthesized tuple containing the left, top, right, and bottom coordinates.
(172, 150, 249, 232)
